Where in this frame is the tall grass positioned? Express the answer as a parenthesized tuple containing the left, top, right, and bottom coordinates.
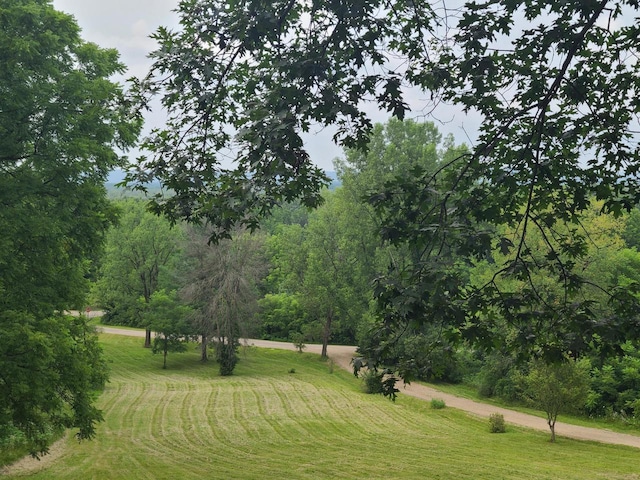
(5, 334, 639, 479)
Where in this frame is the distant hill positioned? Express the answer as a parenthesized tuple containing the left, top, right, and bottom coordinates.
(106, 169, 127, 185)
(106, 169, 341, 192)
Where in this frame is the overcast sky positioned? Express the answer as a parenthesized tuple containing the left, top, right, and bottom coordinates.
(51, 0, 476, 171)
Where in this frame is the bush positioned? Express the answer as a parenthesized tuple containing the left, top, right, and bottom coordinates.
(489, 413, 506, 433)
(361, 370, 384, 395)
(587, 342, 640, 420)
(477, 353, 526, 401)
(430, 398, 446, 409)
(99, 301, 144, 327)
(215, 341, 238, 376)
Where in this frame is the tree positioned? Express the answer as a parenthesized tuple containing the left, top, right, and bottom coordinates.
(180, 227, 268, 373)
(265, 190, 375, 356)
(93, 199, 182, 347)
(130, 1, 640, 370)
(463, 200, 633, 363)
(144, 290, 192, 369)
(261, 224, 313, 342)
(0, 0, 140, 455)
(303, 190, 373, 356)
(525, 359, 589, 442)
(264, 223, 309, 295)
(335, 120, 470, 381)
(366, 1, 640, 366)
(623, 207, 640, 250)
(258, 292, 308, 341)
(336, 119, 449, 196)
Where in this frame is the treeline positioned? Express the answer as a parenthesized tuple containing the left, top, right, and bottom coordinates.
(94, 119, 640, 424)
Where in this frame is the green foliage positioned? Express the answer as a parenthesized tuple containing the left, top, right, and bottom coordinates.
(336, 119, 451, 197)
(215, 340, 239, 376)
(264, 224, 308, 293)
(92, 199, 182, 329)
(143, 290, 192, 369)
(366, 2, 640, 367)
(587, 342, 640, 422)
(623, 208, 640, 250)
(258, 293, 307, 341)
(361, 370, 384, 395)
(391, 329, 465, 384)
(180, 227, 268, 369)
(0, 0, 139, 455)
(266, 189, 377, 355)
(357, 368, 399, 401)
(488, 413, 506, 433)
(302, 190, 371, 351)
(430, 398, 446, 409)
(349, 122, 472, 382)
(525, 359, 590, 442)
(477, 354, 526, 402)
(289, 331, 306, 353)
(264, 121, 465, 366)
(0, 312, 108, 455)
(260, 200, 310, 234)
(127, 0, 640, 405)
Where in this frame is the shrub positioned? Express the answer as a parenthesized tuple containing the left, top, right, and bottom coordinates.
(395, 331, 464, 383)
(327, 359, 334, 374)
(215, 341, 238, 376)
(361, 370, 384, 394)
(430, 398, 446, 409)
(489, 413, 506, 433)
(477, 353, 526, 401)
(587, 342, 640, 420)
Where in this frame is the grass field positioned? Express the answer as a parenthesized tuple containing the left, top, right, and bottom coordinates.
(6, 334, 640, 479)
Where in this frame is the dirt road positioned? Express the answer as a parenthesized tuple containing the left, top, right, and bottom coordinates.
(99, 326, 640, 449)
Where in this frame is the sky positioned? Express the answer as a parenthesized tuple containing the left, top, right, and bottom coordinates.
(51, 0, 477, 171)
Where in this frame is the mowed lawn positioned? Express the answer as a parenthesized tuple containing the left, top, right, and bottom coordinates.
(8, 334, 639, 479)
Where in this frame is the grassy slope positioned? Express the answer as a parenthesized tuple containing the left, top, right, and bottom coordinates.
(8, 335, 639, 480)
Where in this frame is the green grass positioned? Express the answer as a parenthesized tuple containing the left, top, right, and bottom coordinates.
(5, 334, 640, 479)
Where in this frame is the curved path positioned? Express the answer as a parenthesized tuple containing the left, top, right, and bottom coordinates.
(99, 326, 640, 449)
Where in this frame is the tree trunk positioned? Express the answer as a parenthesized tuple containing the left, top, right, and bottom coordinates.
(548, 419, 556, 443)
(200, 333, 208, 362)
(321, 312, 333, 359)
(144, 328, 152, 348)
